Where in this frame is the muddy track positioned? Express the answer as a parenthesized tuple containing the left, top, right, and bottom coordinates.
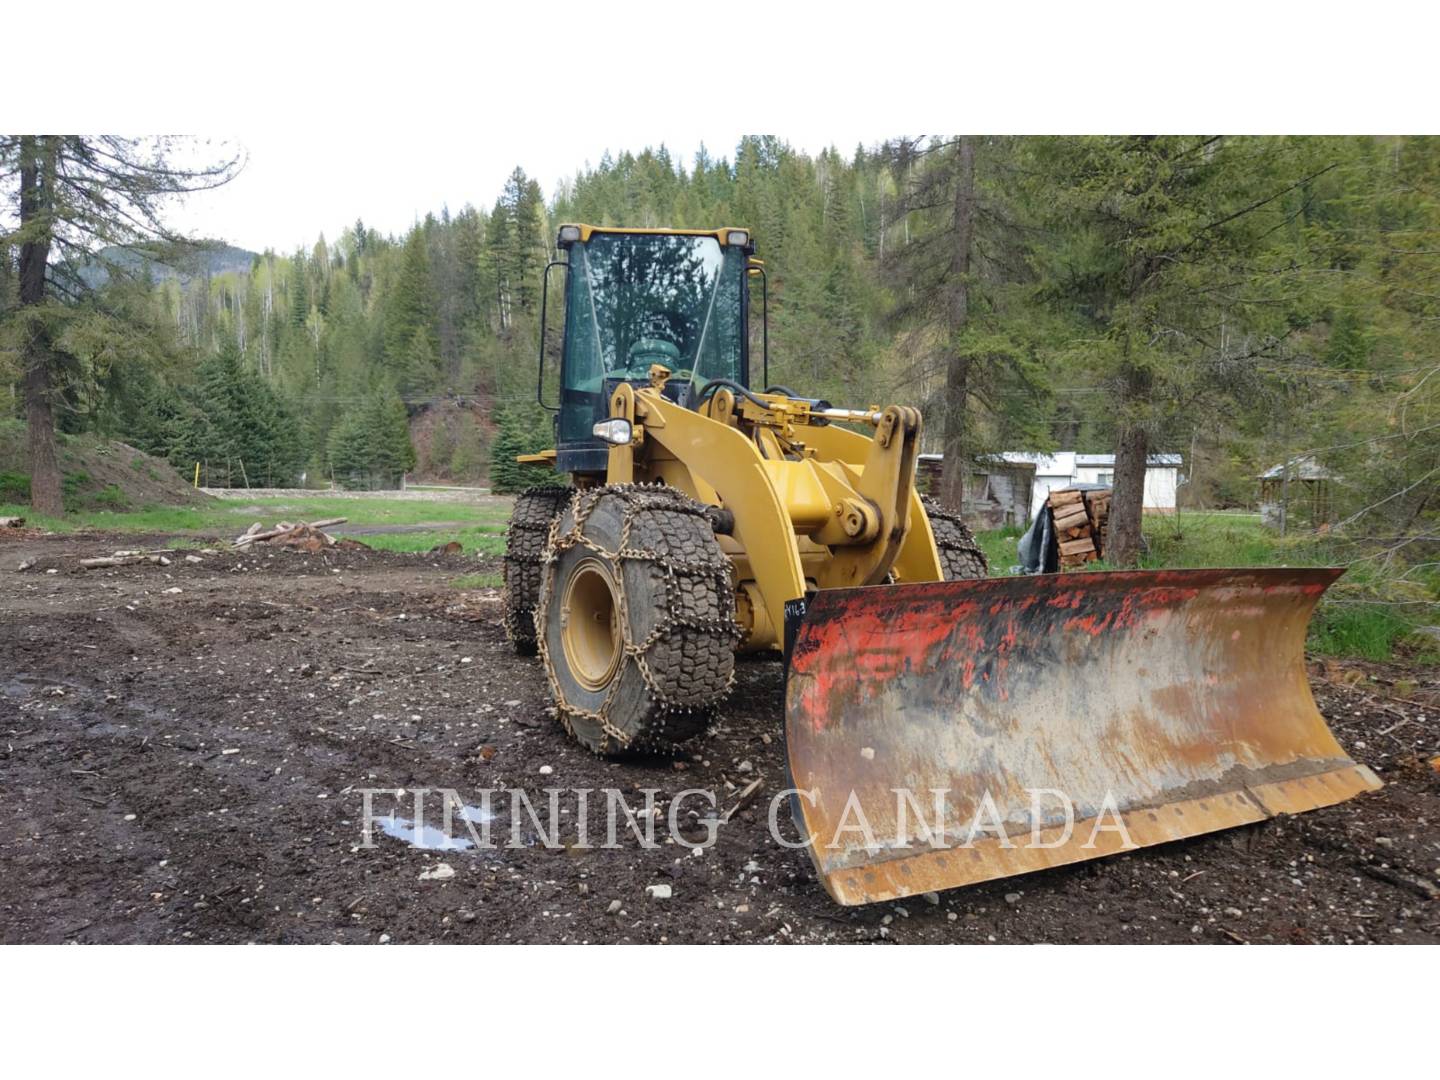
(2, 532, 1436, 944)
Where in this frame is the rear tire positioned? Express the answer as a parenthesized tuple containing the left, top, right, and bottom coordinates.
(922, 497, 989, 580)
(538, 485, 739, 755)
(503, 486, 573, 655)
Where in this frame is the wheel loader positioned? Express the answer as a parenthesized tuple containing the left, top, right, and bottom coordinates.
(502, 223, 1380, 906)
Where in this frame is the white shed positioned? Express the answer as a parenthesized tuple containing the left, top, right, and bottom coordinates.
(1000, 452, 1183, 517)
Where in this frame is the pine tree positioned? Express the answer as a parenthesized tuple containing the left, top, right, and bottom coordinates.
(488, 405, 560, 493)
(494, 167, 546, 319)
(288, 251, 310, 327)
(326, 408, 372, 488)
(385, 227, 437, 366)
(401, 325, 440, 397)
(365, 386, 417, 486)
(2, 135, 241, 513)
(1019, 135, 1350, 562)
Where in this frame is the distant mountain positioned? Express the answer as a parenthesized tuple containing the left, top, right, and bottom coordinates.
(77, 243, 260, 289)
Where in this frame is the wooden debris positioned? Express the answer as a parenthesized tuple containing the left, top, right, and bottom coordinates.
(79, 550, 173, 569)
(233, 518, 349, 551)
(720, 777, 765, 824)
(1, 516, 24, 529)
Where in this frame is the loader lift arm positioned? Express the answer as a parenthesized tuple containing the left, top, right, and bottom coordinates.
(605, 376, 941, 645)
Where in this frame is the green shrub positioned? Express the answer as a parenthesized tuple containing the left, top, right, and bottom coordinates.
(89, 485, 130, 510)
(0, 471, 30, 501)
(62, 470, 92, 496)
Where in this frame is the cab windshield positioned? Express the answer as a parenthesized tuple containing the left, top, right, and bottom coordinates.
(562, 233, 746, 404)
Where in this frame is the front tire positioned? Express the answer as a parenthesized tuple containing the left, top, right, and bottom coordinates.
(537, 485, 739, 755)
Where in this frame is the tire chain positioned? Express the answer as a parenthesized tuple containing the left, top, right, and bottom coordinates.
(921, 496, 990, 579)
(536, 483, 743, 755)
(502, 486, 576, 652)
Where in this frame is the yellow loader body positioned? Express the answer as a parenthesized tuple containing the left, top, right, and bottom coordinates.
(509, 223, 1379, 906)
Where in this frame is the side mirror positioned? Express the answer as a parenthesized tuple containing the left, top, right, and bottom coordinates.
(747, 261, 769, 389)
(537, 259, 568, 412)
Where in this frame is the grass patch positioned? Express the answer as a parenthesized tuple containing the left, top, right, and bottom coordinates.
(1308, 606, 1417, 661)
(975, 524, 1024, 575)
(361, 526, 506, 556)
(0, 493, 510, 536)
(451, 572, 504, 589)
(1138, 511, 1287, 568)
(204, 495, 510, 530)
(0, 504, 214, 532)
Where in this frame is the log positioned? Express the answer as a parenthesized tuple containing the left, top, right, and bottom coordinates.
(235, 527, 291, 546)
(1053, 507, 1090, 531)
(1058, 537, 1096, 557)
(80, 553, 167, 569)
(0, 516, 24, 528)
(1047, 489, 1084, 507)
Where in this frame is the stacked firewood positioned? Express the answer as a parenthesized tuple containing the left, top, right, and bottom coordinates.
(1048, 489, 1111, 569)
(234, 517, 349, 553)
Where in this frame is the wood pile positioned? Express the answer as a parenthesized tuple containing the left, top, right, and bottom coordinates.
(1047, 489, 1111, 569)
(234, 518, 350, 553)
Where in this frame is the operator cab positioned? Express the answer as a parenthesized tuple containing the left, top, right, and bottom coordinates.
(545, 225, 756, 474)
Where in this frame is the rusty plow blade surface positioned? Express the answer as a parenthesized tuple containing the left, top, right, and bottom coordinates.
(784, 568, 1381, 906)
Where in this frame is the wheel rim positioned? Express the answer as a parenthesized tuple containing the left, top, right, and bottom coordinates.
(560, 558, 622, 691)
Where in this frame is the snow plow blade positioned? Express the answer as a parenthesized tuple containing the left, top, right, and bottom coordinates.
(784, 568, 1381, 906)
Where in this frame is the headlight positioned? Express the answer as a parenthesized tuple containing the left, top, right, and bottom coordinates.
(592, 418, 634, 445)
(557, 224, 582, 247)
(725, 229, 750, 248)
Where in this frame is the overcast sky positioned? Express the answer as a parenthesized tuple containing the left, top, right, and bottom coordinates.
(17, 3, 1426, 258)
(166, 130, 878, 255)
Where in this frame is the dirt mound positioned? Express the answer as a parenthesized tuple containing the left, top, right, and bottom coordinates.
(0, 421, 211, 511)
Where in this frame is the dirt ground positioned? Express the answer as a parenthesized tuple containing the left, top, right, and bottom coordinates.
(3, 531, 1437, 944)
